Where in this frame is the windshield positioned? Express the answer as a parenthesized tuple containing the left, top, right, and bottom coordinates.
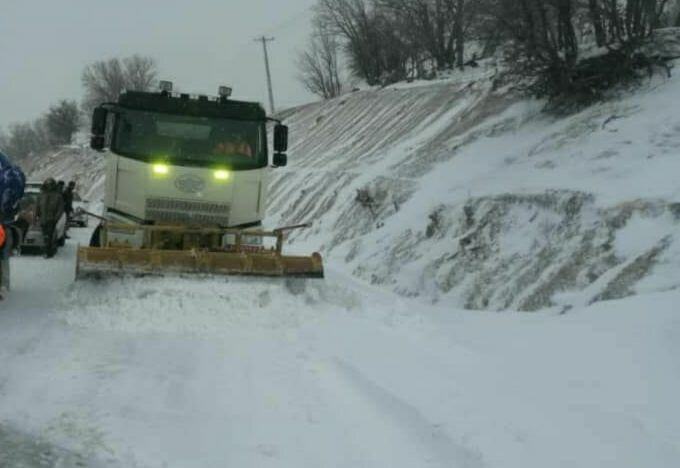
(112, 109, 267, 170)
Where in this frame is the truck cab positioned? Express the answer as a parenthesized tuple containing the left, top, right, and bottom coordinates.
(90, 82, 288, 247)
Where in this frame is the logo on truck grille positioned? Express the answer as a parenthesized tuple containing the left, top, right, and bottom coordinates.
(146, 198, 230, 226)
(174, 174, 206, 194)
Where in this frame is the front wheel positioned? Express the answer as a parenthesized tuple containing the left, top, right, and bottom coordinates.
(89, 223, 103, 247)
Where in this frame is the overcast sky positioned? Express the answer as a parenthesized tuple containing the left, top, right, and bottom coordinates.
(0, 0, 318, 129)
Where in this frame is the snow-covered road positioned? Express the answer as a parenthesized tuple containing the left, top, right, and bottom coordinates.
(0, 228, 678, 467)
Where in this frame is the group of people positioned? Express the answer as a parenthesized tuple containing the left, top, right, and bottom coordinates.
(12, 179, 78, 258)
(0, 148, 83, 297)
(36, 178, 77, 258)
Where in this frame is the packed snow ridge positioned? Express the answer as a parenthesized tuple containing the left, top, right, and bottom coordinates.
(31, 29, 680, 311)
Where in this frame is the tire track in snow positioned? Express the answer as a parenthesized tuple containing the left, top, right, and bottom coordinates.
(332, 358, 485, 468)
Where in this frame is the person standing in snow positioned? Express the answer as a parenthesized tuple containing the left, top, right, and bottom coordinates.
(36, 177, 63, 258)
(63, 181, 76, 219)
(62, 180, 76, 239)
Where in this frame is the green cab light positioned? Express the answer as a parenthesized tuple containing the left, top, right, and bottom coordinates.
(214, 169, 230, 180)
(152, 163, 169, 175)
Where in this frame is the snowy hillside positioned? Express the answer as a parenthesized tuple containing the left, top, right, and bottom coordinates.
(269, 33, 680, 311)
(25, 144, 107, 203)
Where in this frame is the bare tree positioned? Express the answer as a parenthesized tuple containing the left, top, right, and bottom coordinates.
(1, 122, 49, 160)
(305, 0, 673, 104)
(316, 0, 409, 85)
(379, 0, 459, 70)
(472, 0, 581, 99)
(45, 100, 81, 145)
(81, 58, 126, 112)
(454, 0, 466, 69)
(32, 117, 52, 152)
(124, 55, 158, 91)
(82, 55, 158, 113)
(297, 26, 344, 99)
(585, 0, 669, 47)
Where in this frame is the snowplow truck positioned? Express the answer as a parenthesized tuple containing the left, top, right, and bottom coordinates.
(76, 82, 323, 279)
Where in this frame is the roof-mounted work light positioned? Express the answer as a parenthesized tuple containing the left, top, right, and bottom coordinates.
(159, 80, 173, 94)
(218, 86, 232, 98)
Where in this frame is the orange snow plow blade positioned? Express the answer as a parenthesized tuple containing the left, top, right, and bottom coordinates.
(76, 247, 324, 279)
(75, 223, 324, 280)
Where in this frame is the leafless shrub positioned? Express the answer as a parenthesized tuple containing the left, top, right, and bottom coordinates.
(45, 100, 81, 145)
(297, 25, 344, 99)
(82, 54, 158, 113)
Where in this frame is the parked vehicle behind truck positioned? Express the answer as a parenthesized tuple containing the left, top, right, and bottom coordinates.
(68, 191, 89, 228)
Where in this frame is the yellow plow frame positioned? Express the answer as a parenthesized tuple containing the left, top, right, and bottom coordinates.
(76, 222, 324, 280)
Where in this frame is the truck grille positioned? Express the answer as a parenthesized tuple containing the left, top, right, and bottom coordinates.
(145, 198, 230, 226)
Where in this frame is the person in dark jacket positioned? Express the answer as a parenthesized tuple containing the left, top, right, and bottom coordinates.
(63, 181, 75, 219)
(36, 177, 64, 258)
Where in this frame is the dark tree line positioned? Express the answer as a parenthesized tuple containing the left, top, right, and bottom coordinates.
(483, 0, 675, 104)
(298, 0, 679, 102)
(301, 0, 473, 91)
(0, 102, 80, 162)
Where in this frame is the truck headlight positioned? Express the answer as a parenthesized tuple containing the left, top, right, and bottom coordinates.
(152, 163, 169, 176)
(214, 169, 230, 180)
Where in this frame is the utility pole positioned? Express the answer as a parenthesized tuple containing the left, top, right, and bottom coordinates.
(254, 36, 276, 114)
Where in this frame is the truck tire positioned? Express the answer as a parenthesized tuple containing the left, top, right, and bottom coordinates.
(89, 224, 103, 247)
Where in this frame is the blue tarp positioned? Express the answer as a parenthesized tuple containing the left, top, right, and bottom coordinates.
(0, 150, 26, 225)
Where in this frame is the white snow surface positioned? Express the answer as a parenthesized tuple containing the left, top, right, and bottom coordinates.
(1, 229, 679, 467)
(2, 31, 679, 466)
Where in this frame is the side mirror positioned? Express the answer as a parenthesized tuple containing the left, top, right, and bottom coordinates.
(90, 107, 108, 151)
(273, 153, 287, 167)
(273, 124, 288, 153)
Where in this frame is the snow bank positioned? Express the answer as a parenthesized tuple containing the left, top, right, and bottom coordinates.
(60, 275, 361, 336)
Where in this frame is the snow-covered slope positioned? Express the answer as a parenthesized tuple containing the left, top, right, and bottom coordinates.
(269, 38, 680, 311)
(26, 30, 680, 311)
(25, 144, 106, 203)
